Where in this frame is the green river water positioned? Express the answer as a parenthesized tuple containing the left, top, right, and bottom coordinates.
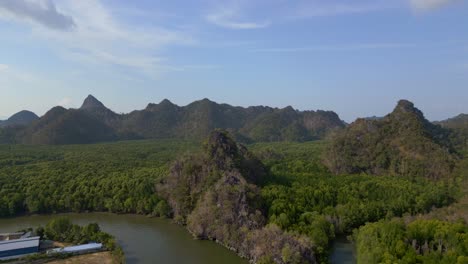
(0, 213, 354, 264)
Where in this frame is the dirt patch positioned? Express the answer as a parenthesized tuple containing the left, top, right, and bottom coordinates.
(46, 252, 115, 264)
(52, 241, 72, 248)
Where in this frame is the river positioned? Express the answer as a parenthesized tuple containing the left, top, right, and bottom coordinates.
(0, 213, 246, 264)
(330, 236, 355, 264)
(0, 213, 355, 264)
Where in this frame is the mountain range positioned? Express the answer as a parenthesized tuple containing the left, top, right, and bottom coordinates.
(0, 95, 345, 145)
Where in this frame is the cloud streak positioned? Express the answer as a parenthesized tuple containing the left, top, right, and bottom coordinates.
(206, 5, 270, 29)
(207, 14, 270, 29)
(58, 97, 73, 108)
(410, 0, 457, 10)
(0, 0, 195, 78)
(0, 0, 75, 31)
(251, 43, 417, 53)
(0, 64, 9, 72)
(291, 1, 393, 18)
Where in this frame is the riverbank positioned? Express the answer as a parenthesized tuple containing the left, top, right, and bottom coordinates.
(0, 212, 358, 264)
(1, 252, 114, 264)
(0, 213, 248, 264)
(0, 217, 123, 264)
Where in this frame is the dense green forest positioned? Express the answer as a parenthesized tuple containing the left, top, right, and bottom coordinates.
(350, 153, 467, 263)
(353, 219, 468, 264)
(437, 114, 468, 151)
(250, 141, 461, 261)
(0, 128, 467, 263)
(0, 140, 198, 216)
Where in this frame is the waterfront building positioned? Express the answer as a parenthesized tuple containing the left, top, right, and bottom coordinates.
(0, 232, 40, 260)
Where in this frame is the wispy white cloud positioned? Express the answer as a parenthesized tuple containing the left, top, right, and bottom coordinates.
(0, 0, 195, 78)
(58, 97, 73, 108)
(0, 65, 50, 86)
(284, 0, 455, 20)
(0, 0, 75, 31)
(207, 13, 270, 29)
(206, 4, 270, 29)
(290, 0, 393, 18)
(0, 64, 9, 72)
(251, 43, 417, 53)
(410, 0, 457, 10)
(176, 64, 221, 71)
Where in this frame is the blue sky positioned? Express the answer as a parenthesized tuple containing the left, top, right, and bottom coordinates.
(0, 0, 467, 122)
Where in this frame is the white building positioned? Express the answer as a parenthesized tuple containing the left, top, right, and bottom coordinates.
(0, 232, 40, 260)
(47, 243, 103, 255)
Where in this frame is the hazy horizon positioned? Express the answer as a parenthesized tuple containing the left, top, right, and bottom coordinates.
(1, 0, 467, 122)
(0, 94, 464, 124)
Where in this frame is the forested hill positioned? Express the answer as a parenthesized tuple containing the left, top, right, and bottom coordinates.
(324, 100, 458, 179)
(0, 110, 38, 128)
(157, 130, 317, 263)
(437, 113, 468, 129)
(0, 95, 345, 145)
(436, 114, 468, 150)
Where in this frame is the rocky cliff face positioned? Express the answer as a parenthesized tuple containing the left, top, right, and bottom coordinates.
(158, 130, 317, 264)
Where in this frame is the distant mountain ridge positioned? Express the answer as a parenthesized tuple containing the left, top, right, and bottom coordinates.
(436, 114, 468, 130)
(436, 113, 468, 150)
(0, 110, 39, 128)
(1, 95, 346, 145)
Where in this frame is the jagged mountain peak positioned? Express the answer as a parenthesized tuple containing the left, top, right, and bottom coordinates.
(282, 106, 296, 112)
(145, 99, 178, 111)
(396, 99, 414, 109)
(390, 99, 425, 121)
(193, 98, 215, 105)
(325, 99, 456, 179)
(80, 95, 106, 110)
(393, 99, 419, 114)
(159, 99, 174, 105)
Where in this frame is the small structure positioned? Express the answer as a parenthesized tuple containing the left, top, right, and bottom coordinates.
(47, 243, 103, 255)
(0, 232, 40, 260)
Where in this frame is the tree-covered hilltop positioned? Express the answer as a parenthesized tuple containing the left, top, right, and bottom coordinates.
(437, 114, 468, 131)
(158, 130, 317, 264)
(436, 113, 468, 151)
(0, 95, 345, 145)
(324, 100, 458, 180)
(20, 106, 118, 145)
(0, 110, 39, 128)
